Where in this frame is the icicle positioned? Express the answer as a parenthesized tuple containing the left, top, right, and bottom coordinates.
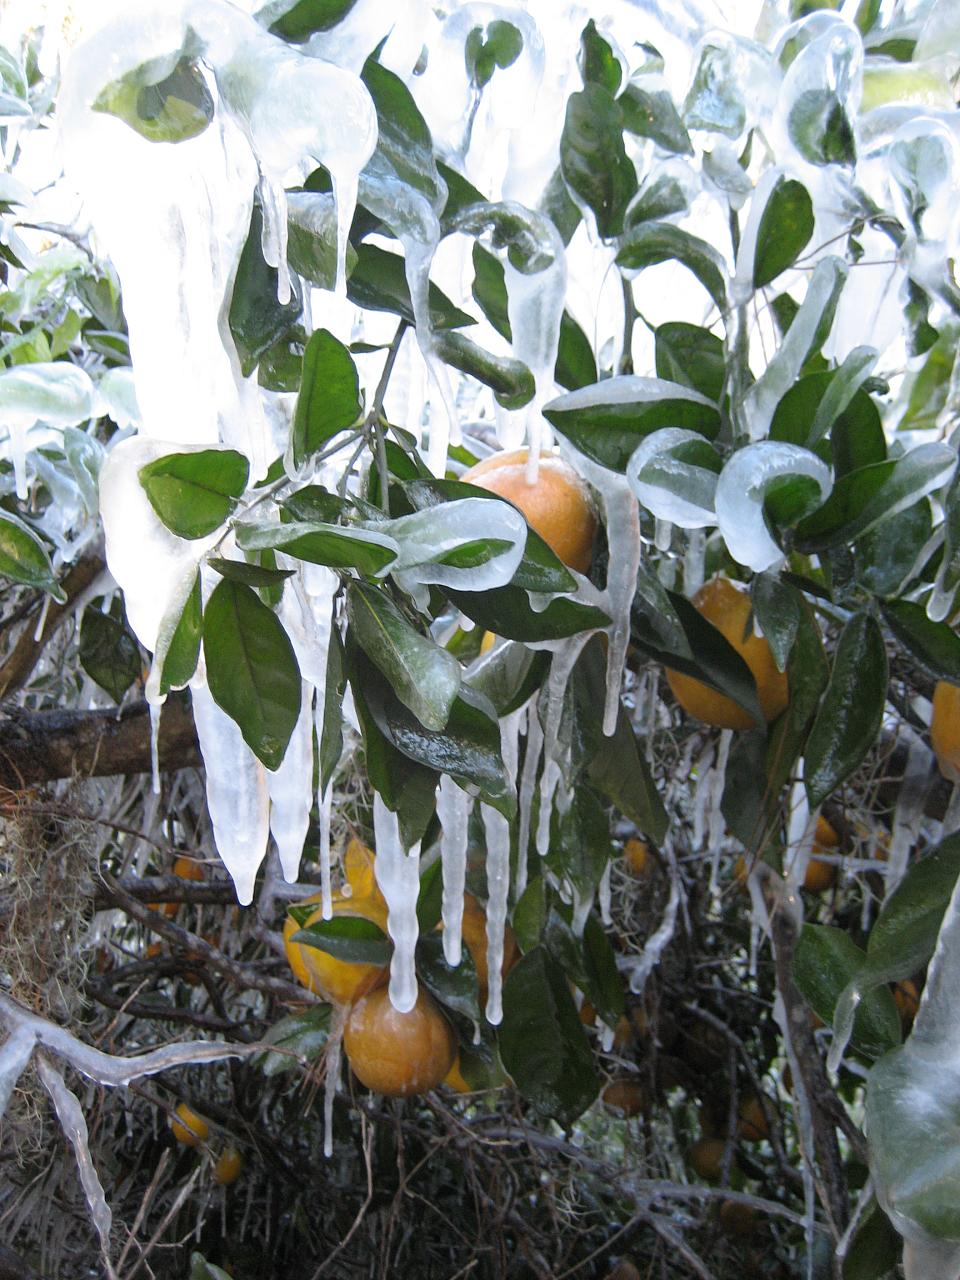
(148, 701, 162, 797)
(515, 695, 543, 899)
(437, 774, 471, 967)
(36, 1055, 113, 1259)
(598, 860, 612, 927)
(258, 173, 292, 305)
(692, 743, 716, 852)
(886, 731, 932, 893)
(330, 167, 357, 297)
(481, 803, 511, 1026)
(773, 993, 817, 1280)
(323, 1018, 343, 1160)
(684, 528, 706, 595)
(535, 635, 591, 855)
(372, 793, 421, 1013)
(267, 681, 314, 883)
(0, 363, 95, 500)
(318, 781, 333, 922)
(190, 673, 270, 906)
(624, 839, 682, 996)
(0, 1025, 35, 1120)
(32, 595, 51, 644)
(783, 778, 816, 893)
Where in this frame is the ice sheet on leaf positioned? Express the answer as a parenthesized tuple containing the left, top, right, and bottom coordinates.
(715, 442, 832, 573)
(191, 671, 270, 905)
(626, 428, 718, 528)
(772, 14, 862, 168)
(682, 31, 778, 142)
(383, 496, 526, 597)
(0, 362, 95, 499)
(95, 367, 140, 430)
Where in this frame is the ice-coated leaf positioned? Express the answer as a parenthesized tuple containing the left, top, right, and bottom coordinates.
(0, 511, 65, 602)
(654, 322, 724, 401)
(347, 581, 461, 732)
(840, 1204, 902, 1280)
(229, 203, 302, 378)
(203, 580, 302, 772)
(620, 83, 692, 154)
(617, 222, 728, 315)
(544, 376, 720, 472)
(138, 449, 249, 540)
(79, 602, 142, 704)
(865, 837, 960, 982)
(578, 20, 621, 95)
(881, 600, 960, 683)
(448, 583, 609, 643)
(560, 84, 637, 239)
(207, 557, 295, 588)
(383, 495, 526, 594)
(466, 18, 524, 90)
(347, 243, 473, 328)
(793, 925, 901, 1060)
(751, 573, 801, 674)
(683, 37, 746, 137)
(361, 56, 444, 208)
(500, 947, 599, 1125)
(291, 328, 361, 468)
(269, 0, 358, 42)
(789, 90, 856, 167)
(158, 570, 201, 694)
(255, 1006, 331, 1077)
(466, 639, 548, 717)
(93, 56, 214, 144)
(582, 915, 626, 1027)
(856, 501, 932, 598)
(804, 612, 887, 808)
(627, 428, 720, 528)
(433, 330, 534, 410)
(765, 593, 829, 798)
(293, 915, 391, 965)
(753, 176, 814, 289)
(286, 192, 357, 290)
(715, 442, 832, 571)
(235, 518, 398, 576)
(416, 931, 481, 1022)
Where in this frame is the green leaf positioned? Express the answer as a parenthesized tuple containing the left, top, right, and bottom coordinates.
(255, 1006, 331, 1077)
(556, 311, 598, 391)
(202, 580, 301, 771)
(416, 931, 481, 1022)
(291, 328, 361, 468)
(793, 925, 900, 1060)
(361, 57, 445, 208)
(466, 19, 524, 90)
(578, 20, 621, 94)
(319, 625, 345, 791)
(500, 947, 599, 1124)
(855, 501, 932, 597)
(582, 915, 626, 1027)
(416, 858, 443, 933)
(865, 836, 960, 983)
(841, 1203, 901, 1280)
(544, 376, 720, 472)
(666, 590, 764, 728)
(347, 581, 461, 732)
(881, 600, 960, 683)
(138, 449, 249, 540)
(347, 242, 473, 329)
(466, 639, 548, 718)
(258, 329, 305, 393)
(619, 83, 693, 154)
(753, 177, 814, 289)
(654, 322, 724, 402)
(159, 571, 202, 694)
(229, 203, 302, 378)
(207, 557, 295, 588)
(448, 585, 609, 643)
(512, 877, 546, 954)
(765, 593, 830, 799)
(683, 40, 745, 137)
(0, 511, 65, 601)
(293, 915, 391, 965)
(190, 1253, 235, 1280)
(804, 612, 887, 808)
(788, 90, 856, 166)
(560, 84, 637, 239)
(433, 330, 534, 410)
(617, 222, 728, 315)
(93, 56, 214, 144)
(79, 602, 142, 703)
(269, 0, 356, 40)
(751, 573, 801, 673)
(235, 518, 397, 576)
(548, 786, 613, 907)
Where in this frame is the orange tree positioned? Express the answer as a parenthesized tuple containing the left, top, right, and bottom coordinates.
(0, 2, 958, 1278)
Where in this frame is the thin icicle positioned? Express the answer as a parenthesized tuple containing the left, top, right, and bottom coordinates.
(323, 1018, 343, 1160)
(372, 793, 421, 1013)
(437, 774, 471, 966)
(598, 860, 612, 927)
(515, 695, 543, 899)
(33, 594, 51, 644)
(623, 839, 682, 996)
(773, 993, 817, 1280)
(481, 803, 511, 1025)
(318, 781, 333, 922)
(535, 635, 591, 855)
(707, 730, 732, 852)
(267, 682, 314, 883)
(148, 701, 161, 797)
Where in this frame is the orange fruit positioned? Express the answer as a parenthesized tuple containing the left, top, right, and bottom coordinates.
(719, 1199, 757, 1237)
(624, 838, 652, 875)
(893, 978, 920, 1026)
(601, 1079, 647, 1117)
(213, 1146, 243, 1186)
(173, 855, 204, 881)
(461, 447, 597, 573)
(343, 837, 380, 900)
(443, 1056, 473, 1093)
(801, 815, 839, 892)
(344, 986, 455, 1097)
(688, 1136, 730, 1181)
(932, 681, 960, 782)
(171, 1102, 209, 1147)
(283, 887, 388, 1005)
(737, 1094, 770, 1142)
(665, 578, 789, 730)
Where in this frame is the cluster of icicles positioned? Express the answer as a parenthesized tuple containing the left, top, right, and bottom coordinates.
(55, 0, 642, 1038)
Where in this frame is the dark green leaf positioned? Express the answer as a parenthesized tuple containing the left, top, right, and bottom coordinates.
(0, 511, 65, 601)
(229, 203, 302, 377)
(804, 612, 887, 807)
(620, 83, 692, 154)
(789, 90, 856, 166)
(500, 947, 599, 1124)
(512, 877, 546, 954)
(560, 85, 637, 239)
(666, 590, 764, 727)
(655, 322, 724, 402)
(319, 625, 345, 791)
(416, 858, 443, 932)
(416, 931, 481, 1022)
(578, 20, 621, 94)
(855, 501, 932, 597)
(347, 242, 473, 329)
(466, 639, 549, 718)
(255, 1006, 331, 1076)
(138, 449, 249, 540)
(269, 0, 357, 41)
(286, 194, 356, 290)
(466, 19, 523, 90)
(556, 311, 598, 391)
(207, 557, 295, 588)
(841, 1203, 901, 1280)
(291, 328, 361, 468)
(235, 518, 397, 575)
(582, 915, 625, 1027)
(433, 330, 534, 409)
(865, 836, 960, 981)
(751, 573, 802, 673)
(447, 584, 609, 643)
(79, 603, 142, 703)
(159, 571, 202, 694)
(202, 580, 301, 771)
(754, 177, 814, 288)
(258, 325, 305, 392)
(347, 580, 461, 732)
(793, 925, 900, 1060)
(765, 593, 830, 798)
(438, 161, 487, 228)
(361, 57, 445, 207)
(617, 222, 727, 314)
(881, 600, 960, 683)
(293, 915, 391, 965)
(282, 486, 352, 524)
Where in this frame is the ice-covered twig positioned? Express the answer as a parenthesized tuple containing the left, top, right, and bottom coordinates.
(0, 1024, 36, 1120)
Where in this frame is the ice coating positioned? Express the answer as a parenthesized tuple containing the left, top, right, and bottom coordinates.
(373, 792, 422, 1013)
(515, 694, 543, 899)
(386, 497, 527, 596)
(322, 1020, 342, 1160)
(626, 428, 718, 529)
(483, 705, 523, 1024)
(0, 1025, 36, 1120)
(190, 673, 271, 905)
(437, 773, 471, 967)
(267, 680, 314, 882)
(623, 839, 682, 996)
(0, 362, 95, 499)
(535, 634, 591, 856)
(715, 442, 832, 573)
(35, 1055, 113, 1258)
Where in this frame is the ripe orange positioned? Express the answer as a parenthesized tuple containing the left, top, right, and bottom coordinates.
(173, 855, 204, 881)
(892, 978, 920, 1026)
(283, 887, 388, 1005)
(719, 1199, 757, 1237)
(932, 681, 960, 781)
(213, 1146, 243, 1186)
(171, 1102, 209, 1147)
(601, 1079, 647, 1117)
(688, 1136, 730, 1181)
(443, 1056, 473, 1093)
(344, 986, 456, 1096)
(665, 577, 789, 730)
(801, 815, 838, 892)
(461, 447, 597, 573)
(624, 838, 652, 875)
(737, 1094, 770, 1142)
